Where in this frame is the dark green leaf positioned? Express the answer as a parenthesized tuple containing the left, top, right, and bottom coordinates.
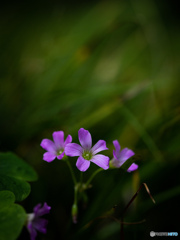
(0, 152, 38, 181)
(0, 175, 30, 202)
(0, 191, 26, 240)
(0, 152, 37, 201)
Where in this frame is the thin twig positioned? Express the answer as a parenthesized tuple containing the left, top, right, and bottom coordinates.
(83, 182, 155, 240)
(120, 182, 155, 240)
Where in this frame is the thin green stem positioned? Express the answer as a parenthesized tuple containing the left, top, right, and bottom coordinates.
(80, 171, 83, 185)
(72, 185, 79, 223)
(65, 159, 77, 185)
(85, 168, 103, 187)
(74, 185, 78, 205)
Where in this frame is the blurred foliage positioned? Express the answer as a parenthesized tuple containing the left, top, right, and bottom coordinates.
(0, 152, 37, 201)
(0, 191, 26, 240)
(0, 0, 180, 239)
(0, 152, 37, 240)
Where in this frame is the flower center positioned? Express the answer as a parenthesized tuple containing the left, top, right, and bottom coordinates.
(57, 149, 63, 155)
(82, 151, 92, 160)
(27, 213, 35, 222)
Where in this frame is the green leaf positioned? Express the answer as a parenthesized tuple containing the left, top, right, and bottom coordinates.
(0, 152, 37, 181)
(0, 152, 38, 201)
(0, 191, 27, 240)
(0, 175, 30, 202)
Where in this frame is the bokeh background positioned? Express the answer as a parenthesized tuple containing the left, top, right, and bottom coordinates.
(0, 0, 180, 239)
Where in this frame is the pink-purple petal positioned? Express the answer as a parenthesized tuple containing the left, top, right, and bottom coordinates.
(118, 148, 135, 165)
(113, 140, 121, 159)
(91, 154, 109, 170)
(111, 158, 120, 168)
(127, 163, 138, 172)
(33, 218, 48, 233)
(43, 152, 56, 162)
(113, 149, 118, 160)
(27, 203, 51, 240)
(35, 203, 51, 217)
(76, 156, 90, 172)
(40, 139, 57, 153)
(78, 128, 92, 150)
(33, 204, 41, 215)
(33, 204, 41, 214)
(64, 134, 72, 145)
(52, 131, 64, 148)
(27, 222, 37, 240)
(57, 152, 65, 160)
(91, 140, 108, 155)
(65, 143, 83, 157)
(113, 140, 121, 152)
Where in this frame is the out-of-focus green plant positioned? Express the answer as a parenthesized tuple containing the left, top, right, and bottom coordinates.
(0, 152, 37, 240)
(0, 191, 26, 240)
(0, 153, 37, 201)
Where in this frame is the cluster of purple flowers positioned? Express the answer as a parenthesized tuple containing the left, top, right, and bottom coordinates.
(40, 128, 138, 172)
(27, 128, 138, 240)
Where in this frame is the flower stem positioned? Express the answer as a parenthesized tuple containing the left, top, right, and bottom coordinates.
(85, 168, 103, 187)
(72, 185, 78, 223)
(80, 171, 83, 185)
(65, 159, 77, 185)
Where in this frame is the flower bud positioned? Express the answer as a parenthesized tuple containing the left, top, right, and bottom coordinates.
(71, 204, 78, 224)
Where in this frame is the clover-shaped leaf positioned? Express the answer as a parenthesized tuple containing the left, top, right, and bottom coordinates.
(0, 190, 26, 240)
(0, 152, 38, 201)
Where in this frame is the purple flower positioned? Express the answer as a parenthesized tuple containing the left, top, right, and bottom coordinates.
(26, 202, 51, 240)
(111, 140, 138, 172)
(65, 128, 109, 172)
(40, 131, 72, 162)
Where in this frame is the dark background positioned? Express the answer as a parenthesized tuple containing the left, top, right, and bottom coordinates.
(0, 0, 180, 239)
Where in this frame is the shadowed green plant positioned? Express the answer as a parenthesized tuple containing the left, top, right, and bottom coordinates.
(0, 0, 179, 239)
